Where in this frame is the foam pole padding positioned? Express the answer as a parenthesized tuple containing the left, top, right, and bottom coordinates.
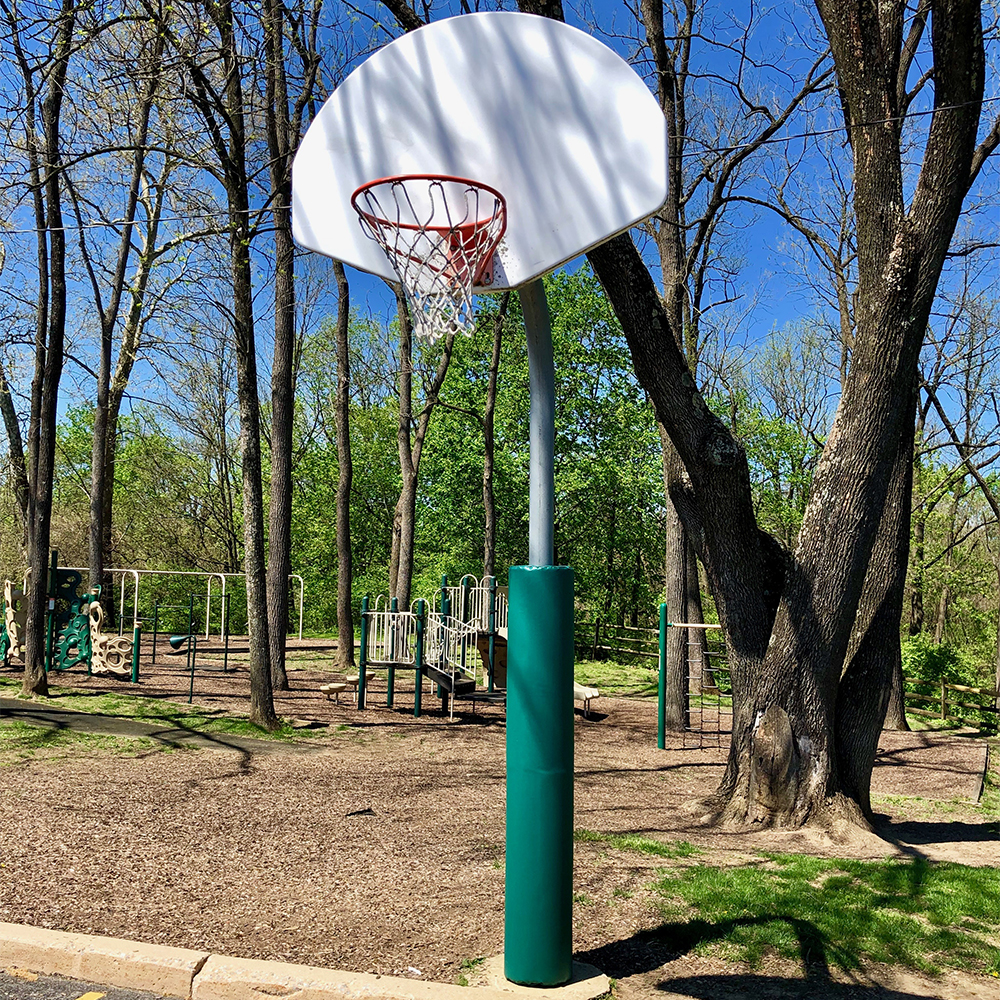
(504, 564, 574, 987)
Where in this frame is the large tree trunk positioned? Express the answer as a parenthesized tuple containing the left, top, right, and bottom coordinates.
(390, 287, 456, 607)
(482, 294, 508, 579)
(18, 0, 77, 697)
(185, 0, 277, 728)
(836, 390, 917, 814)
(661, 434, 688, 729)
(333, 261, 354, 669)
(0, 363, 29, 539)
(393, 289, 416, 607)
(263, 0, 311, 692)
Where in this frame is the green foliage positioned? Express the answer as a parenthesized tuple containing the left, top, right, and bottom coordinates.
(652, 854, 1000, 976)
(573, 658, 659, 697)
(575, 829, 704, 859)
(0, 720, 154, 759)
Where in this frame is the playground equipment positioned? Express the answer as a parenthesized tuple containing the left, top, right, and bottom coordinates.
(656, 604, 731, 750)
(293, 10, 668, 987)
(62, 566, 305, 641)
(355, 575, 507, 720)
(157, 593, 232, 704)
(35, 552, 141, 681)
(1, 580, 26, 668)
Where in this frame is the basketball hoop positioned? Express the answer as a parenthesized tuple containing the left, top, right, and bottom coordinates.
(351, 174, 507, 342)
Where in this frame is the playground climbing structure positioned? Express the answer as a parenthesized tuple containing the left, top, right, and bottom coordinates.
(358, 575, 509, 718)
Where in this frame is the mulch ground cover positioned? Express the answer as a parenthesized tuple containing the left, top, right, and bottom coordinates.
(1, 639, 995, 1000)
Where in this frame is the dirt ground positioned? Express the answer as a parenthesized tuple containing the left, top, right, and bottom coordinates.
(0, 641, 996, 1000)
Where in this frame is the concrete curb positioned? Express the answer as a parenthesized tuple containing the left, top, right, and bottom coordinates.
(0, 923, 610, 1000)
(0, 922, 209, 996)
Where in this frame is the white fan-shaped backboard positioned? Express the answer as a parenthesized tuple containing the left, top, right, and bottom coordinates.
(292, 12, 667, 291)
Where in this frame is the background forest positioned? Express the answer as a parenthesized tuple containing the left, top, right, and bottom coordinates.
(1, 0, 999, 712)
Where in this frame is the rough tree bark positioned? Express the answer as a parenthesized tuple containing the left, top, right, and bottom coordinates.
(482, 294, 509, 579)
(171, 0, 278, 727)
(333, 260, 354, 669)
(381, 0, 997, 826)
(70, 27, 163, 617)
(263, 0, 320, 690)
(5, 0, 78, 697)
(389, 288, 456, 608)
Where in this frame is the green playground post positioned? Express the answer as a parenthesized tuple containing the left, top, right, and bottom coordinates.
(44, 550, 58, 674)
(222, 593, 231, 673)
(151, 603, 159, 663)
(187, 595, 196, 704)
(487, 576, 496, 693)
(388, 597, 398, 708)
(657, 602, 667, 750)
(439, 574, 448, 616)
(505, 565, 574, 987)
(358, 596, 369, 710)
(414, 599, 426, 718)
(131, 621, 142, 683)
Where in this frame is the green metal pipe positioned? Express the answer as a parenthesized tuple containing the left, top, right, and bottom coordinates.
(151, 603, 159, 664)
(358, 595, 369, 710)
(44, 550, 58, 674)
(222, 593, 230, 673)
(504, 565, 574, 987)
(657, 602, 667, 750)
(487, 576, 496, 693)
(414, 599, 425, 718)
(131, 621, 142, 683)
(188, 595, 196, 704)
(388, 597, 398, 708)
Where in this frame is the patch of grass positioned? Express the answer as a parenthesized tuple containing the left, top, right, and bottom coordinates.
(12, 686, 320, 742)
(651, 853, 1000, 977)
(456, 956, 485, 987)
(0, 720, 153, 760)
(573, 659, 658, 697)
(575, 829, 704, 859)
(573, 892, 594, 906)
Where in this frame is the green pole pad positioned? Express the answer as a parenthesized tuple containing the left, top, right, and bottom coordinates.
(504, 564, 574, 987)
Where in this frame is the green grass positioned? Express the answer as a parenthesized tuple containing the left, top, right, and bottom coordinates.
(0, 720, 154, 759)
(0, 677, 322, 741)
(456, 956, 486, 986)
(574, 659, 659, 697)
(575, 829, 704, 859)
(651, 853, 1000, 976)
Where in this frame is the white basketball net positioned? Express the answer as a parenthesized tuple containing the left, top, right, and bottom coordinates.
(352, 176, 506, 343)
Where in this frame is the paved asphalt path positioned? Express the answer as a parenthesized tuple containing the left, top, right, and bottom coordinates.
(0, 970, 169, 1000)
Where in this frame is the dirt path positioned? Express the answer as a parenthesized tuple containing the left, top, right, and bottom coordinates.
(1, 655, 995, 1000)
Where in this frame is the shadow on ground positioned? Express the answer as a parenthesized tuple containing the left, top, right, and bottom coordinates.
(576, 914, 969, 999)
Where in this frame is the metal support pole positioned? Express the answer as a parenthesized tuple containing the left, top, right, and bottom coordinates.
(152, 603, 159, 664)
(505, 565, 574, 987)
(131, 621, 142, 683)
(44, 550, 58, 675)
(222, 593, 230, 673)
(388, 597, 398, 708)
(440, 573, 448, 616)
(520, 279, 555, 566)
(414, 599, 425, 718)
(188, 595, 196, 704)
(358, 595, 369, 710)
(488, 576, 496, 693)
(505, 280, 573, 988)
(657, 603, 667, 750)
